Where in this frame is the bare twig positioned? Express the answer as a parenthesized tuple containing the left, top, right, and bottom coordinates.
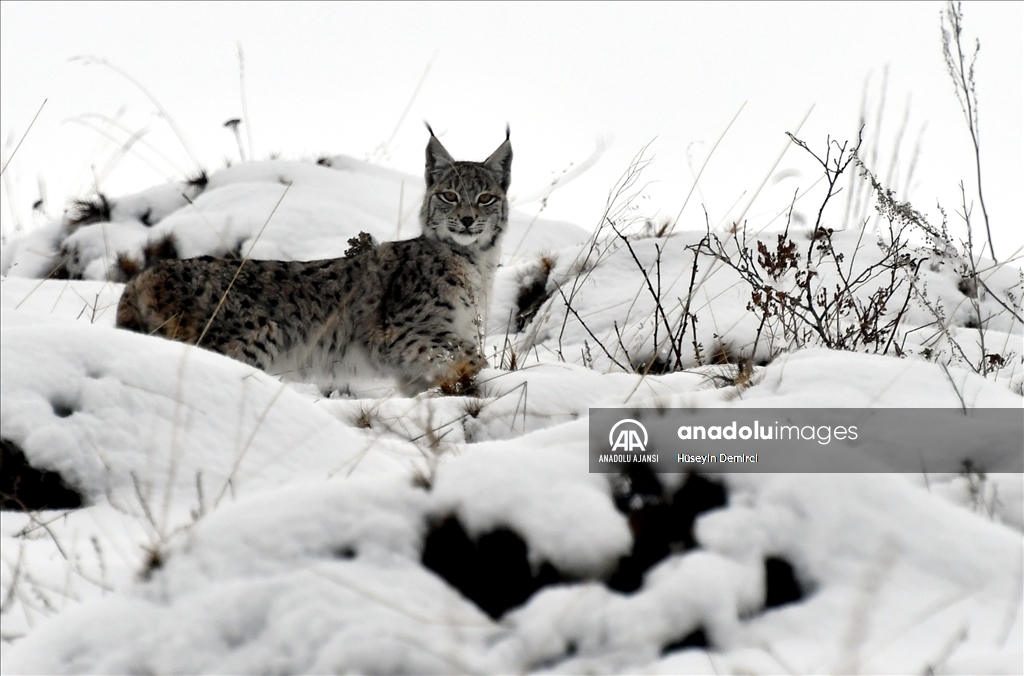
(72, 56, 201, 171)
(238, 43, 255, 160)
(0, 99, 47, 177)
(942, 1, 994, 260)
(196, 182, 292, 347)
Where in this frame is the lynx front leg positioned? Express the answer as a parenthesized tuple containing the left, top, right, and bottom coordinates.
(385, 335, 486, 396)
(428, 344, 487, 396)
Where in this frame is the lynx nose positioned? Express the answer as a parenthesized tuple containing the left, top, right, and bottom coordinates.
(460, 216, 475, 229)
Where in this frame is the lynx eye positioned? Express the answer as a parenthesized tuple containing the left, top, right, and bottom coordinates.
(438, 190, 460, 204)
(477, 193, 496, 206)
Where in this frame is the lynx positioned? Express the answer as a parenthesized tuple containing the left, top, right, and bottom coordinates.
(116, 129, 512, 395)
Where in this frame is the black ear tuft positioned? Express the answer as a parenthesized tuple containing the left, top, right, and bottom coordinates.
(425, 131, 456, 189)
(505, 124, 510, 142)
(425, 121, 436, 138)
(484, 135, 513, 193)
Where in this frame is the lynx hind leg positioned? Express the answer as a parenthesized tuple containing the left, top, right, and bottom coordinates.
(116, 280, 148, 333)
(116, 265, 199, 343)
(117, 259, 281, 374)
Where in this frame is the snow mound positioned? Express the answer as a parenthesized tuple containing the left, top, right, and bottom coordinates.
(2, 156, 588, 281)
(1, 309, 402, 509)
(5, 449, 1020, 674)
(500, 227, 1023, 386)
(2, 153, 1022, 674)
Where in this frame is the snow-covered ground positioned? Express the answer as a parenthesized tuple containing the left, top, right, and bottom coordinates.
(1, 152, 1022, 674)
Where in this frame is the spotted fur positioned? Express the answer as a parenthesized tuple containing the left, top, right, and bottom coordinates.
(117, 131, 512, 395)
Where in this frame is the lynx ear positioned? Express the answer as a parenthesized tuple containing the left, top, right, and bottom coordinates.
(484, 127, 512, 192)
(424, 124, 456, 189)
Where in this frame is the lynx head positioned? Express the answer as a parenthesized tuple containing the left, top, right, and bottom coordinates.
(420, 126, 512, 252)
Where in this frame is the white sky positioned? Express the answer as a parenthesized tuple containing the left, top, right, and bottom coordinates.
(1, 1, 1021, 258)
